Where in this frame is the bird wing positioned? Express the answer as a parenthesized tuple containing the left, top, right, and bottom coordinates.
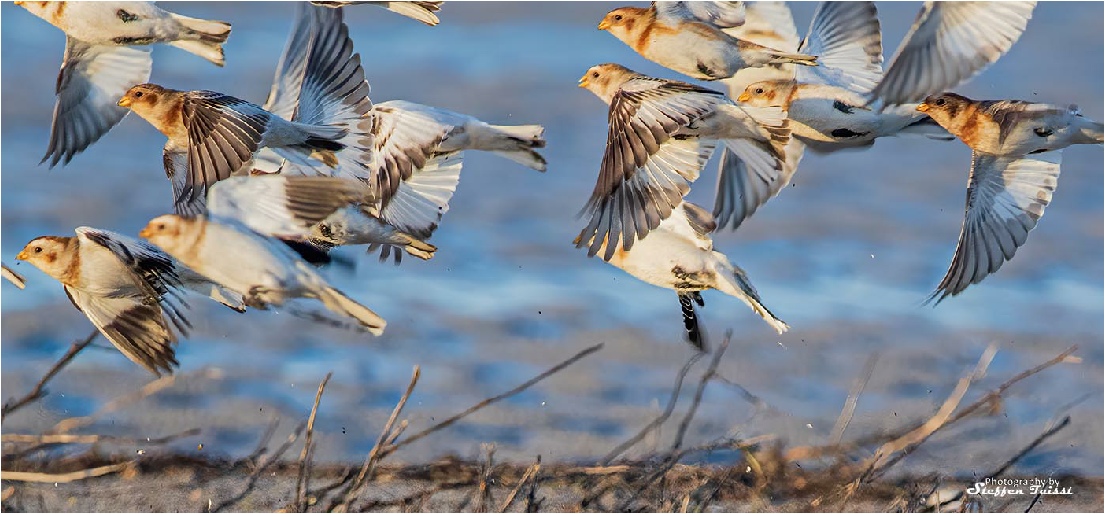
(377, 150, 464, 240)
(64, 286, 180, 376)
(869, 1, 1035, 107)
(656, 1, 746, 28)
(264, 2, 317, 120)
(578, 78, 723, 261)
(206, 175, 369, 238)
(312, 1, 443, 26)
(180, 91, 270, 204)
(712, 137, 805, 230)
(369, 102, 455, 210)
(929, 150, 1061, 304)
(41, 37, 152, 167)
(797, 1, 883, 94)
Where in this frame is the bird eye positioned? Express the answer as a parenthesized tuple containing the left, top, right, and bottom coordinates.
(755, 88, 764, 94)
(613, 14, 623, 21)
(934, 98, 946, 106)
(33, 247, 42, 254)
(156, 223, 166, 230)
(134, 91, 143, 98)
(591, 72, 599, 78)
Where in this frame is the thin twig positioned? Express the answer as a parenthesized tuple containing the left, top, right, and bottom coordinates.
(382, 344, 603, 458)
(601, 352, 704, 465)
(498, 458, 540, 513)
(50, 368, 219, 435)
(671, 332, 732, 453)
(331, 366, 421, 512)
(831, 353, 879, 445)
(1, 463, 129, 483)
(210, 421, 307, 512)
(2, 428, 200, 446)
(295, 372, 332, 512)
(245, 417, 281, 465)
(2, 330, 99, 421)
(988, 416, 1071, 479)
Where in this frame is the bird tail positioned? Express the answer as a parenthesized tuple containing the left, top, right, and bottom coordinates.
(766, 49, 818, 67)
(1077, 119, 1104, 145)
(284, 123, 348, 168)
(167, 13, 232, 66)
(318, 287, 387, 336)
(374, 1, 443, 26)
(480, 124, 548, 171)
(710, 257, 789, 334)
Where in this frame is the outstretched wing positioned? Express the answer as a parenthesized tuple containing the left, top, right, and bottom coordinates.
(869, 1, 1035, 107)
(42, 37, 151, 167)
(929, 150, 1061, 304)
(181, 91, 270, 204)
(578, 78, 724, 261)
(797, 1, 883, 94)
(206, 175, 369, 238)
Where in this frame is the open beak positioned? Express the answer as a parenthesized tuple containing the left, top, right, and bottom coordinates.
(117, 96, 131, 108)
(578, 75, 589, 89)
(737, 92, 751, 103)
(598, 19, 611, 31)
(916, 103, 929, 113)
(15, 249, 28, 261)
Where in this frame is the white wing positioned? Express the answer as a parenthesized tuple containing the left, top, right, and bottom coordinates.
(929, 150, 1061, 303)
(869, 1, 1035, 107)
(42, 37, 151, 167)
(206, 175, 369, 238)
(797, 1, 883, 94)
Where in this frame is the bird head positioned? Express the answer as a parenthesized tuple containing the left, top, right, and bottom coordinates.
(598, 7, 648, 39)
(738, 80, 795, 107)
(579, 63, 637, 104)
(16, 236, 75, 280)
(118, 83, 169, 109)
(916, 93, 972, 126)
(139, 215, 191, 255)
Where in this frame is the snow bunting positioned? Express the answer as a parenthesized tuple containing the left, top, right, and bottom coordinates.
(16, 1, 230, 167)
(576, 201, 788, 349)
(577, 63, 789, 261)
(867, 2, 1036, 108)
(139, 176, 387, 335)
(2, 263, 27, 289)
(16, 227, 245, 375)
(598, 2, 816, 81)
(914, 93, 1103, 303)
(311, 1, 444, 26)
(124, 4, 372, 216)
(917, 93, 1104, 156)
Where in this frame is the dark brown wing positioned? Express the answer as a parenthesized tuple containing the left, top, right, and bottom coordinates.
(181, 91, 270, 204)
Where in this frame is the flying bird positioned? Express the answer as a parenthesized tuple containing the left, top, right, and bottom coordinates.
(597, 1, 815, 81)
(16, 227, 245, 375)
(576, 200, 788, 349)
(577, 63, 789, 261)
(311, 1, 444, 26)
(16, 1, 230, 167)
(916, 92, 1103, 303)
(139, 175, 388, 334)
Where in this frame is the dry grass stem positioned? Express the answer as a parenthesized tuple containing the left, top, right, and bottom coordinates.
(2, 330, 99, 421)
(295, 372, 333, 512)
(2, 428, 199, 446)
(831, 353, 880, 445)
(1, 462, 129, 483)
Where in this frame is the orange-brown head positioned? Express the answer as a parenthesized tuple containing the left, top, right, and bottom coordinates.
(118, 84, 186, 137)
(598, 7, 652, 45)
(917, 92, 979, 145)
(139, 214, 206, 262)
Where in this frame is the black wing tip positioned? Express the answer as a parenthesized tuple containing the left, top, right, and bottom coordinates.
(679, 293, 709, 353)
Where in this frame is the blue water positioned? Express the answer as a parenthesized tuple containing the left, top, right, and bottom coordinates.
(1, 2, 1102, 475)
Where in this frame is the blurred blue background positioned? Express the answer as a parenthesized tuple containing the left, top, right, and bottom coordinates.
(2, 2, 1101, 476)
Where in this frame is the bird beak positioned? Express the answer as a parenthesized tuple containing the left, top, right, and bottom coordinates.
(13, 1, 23, 6)
(138, 225, 154, 239)
(117, 96, 131, 108)
(15, 249, 28, 261)
(916, 103, 929, 113)
(598, 19, 611, 31)
(737, 92, 751, 103)
(579, 75, 589, 89)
